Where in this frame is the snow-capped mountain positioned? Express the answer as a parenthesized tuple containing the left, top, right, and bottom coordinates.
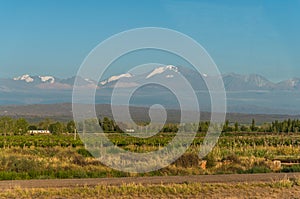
(8, 67, 300, 92)
(13, 74, 34, 83)
(99, 65, 181, 86)
(146, 65, 179, 79)
(39, 76, 55, 84)
(2, 66, 300, 114)
(100, 73, 133, 85)
(13, 74, 56, 84)
(12, 74, 101, 87)
(98, 65, 277, 91)
(99, 65, 180, 88)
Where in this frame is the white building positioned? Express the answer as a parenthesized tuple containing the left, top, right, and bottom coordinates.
(125, 129, 135, 133)
(28, 130, 51, 134)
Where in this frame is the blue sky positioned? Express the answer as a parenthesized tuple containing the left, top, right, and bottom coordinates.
(0, 0, 299, 82)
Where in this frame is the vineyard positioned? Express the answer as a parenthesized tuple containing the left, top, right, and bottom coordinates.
(1, 132, 300, 150)
(0, 130, 299, 180)
(1, 114, 300, 180)
(0, 135, 83, 148)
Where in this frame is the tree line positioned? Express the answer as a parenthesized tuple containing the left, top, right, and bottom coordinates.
(0, 117, 75, 135)
(222, 118, 300, 133)
(1, 116, 300, 135)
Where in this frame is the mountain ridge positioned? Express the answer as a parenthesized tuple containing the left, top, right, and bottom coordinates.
(7, 65, 300, 91)
(1, 65, 300, 115)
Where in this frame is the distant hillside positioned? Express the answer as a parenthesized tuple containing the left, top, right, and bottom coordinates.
(0, 103, 299, 124)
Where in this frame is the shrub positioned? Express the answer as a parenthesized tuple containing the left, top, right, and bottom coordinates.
(204, 152, 217, 168)
(77, 148, 93, 157)
(246, 166, 271, 173)
(281, 165, 300, 173)
(173, 153, 199, 168)
(222, 153, 240, 164)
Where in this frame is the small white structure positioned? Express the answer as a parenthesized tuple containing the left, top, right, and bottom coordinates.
(125, 129, 135, 133)
(28, 130, 51, 134)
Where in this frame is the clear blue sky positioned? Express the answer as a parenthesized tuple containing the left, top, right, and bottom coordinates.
(0, 0, 299, 82)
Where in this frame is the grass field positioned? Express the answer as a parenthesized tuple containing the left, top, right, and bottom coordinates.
(2, 180, 300, 198)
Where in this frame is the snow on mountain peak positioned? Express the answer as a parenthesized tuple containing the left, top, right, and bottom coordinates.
(100, 73, 133, 85)
(146, 65, 178, 79)
(84, 78, 95, 84)
(13, 74, 55, 84)
(39, 76, 55, 84)
(13, 74, 34, 83)
(100, 80, 107, 85)
(108, 73, 132, 82)
(99, 65, 179, 85)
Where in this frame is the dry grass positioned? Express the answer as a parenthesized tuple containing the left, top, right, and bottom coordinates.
(1, 180, 300, 199)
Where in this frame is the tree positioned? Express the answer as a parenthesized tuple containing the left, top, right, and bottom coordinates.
(250, 119, 256, 132)
(0, 116, 14, 136)
(101, 117, 114, 132)
(28, 125, 38, 130)
(223, 120, 233, 132)
(38, 118, 52, 130)
(162, 123, 178, 133)
(67, 121, 76, 134)
(240, 125, 249, 132)
(49, 122, 65, 135)
(234, 122, 239, 132)
(14, 118, 29, 135)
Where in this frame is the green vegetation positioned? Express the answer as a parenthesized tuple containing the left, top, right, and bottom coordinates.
(0, 132, 299, 180)
(1, 116, 300, 180)
(2, 116, 300, 135)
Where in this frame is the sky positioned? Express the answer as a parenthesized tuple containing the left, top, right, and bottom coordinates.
(0, 0, 299, 82)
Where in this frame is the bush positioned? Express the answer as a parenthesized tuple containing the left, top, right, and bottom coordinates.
(173, 153, 199, 168)
(204, 152, 217, 168)
(77, 148, 93, 157)
(281, 165, 300, 173)
(222, 153, 240, 164)
(72, 154, 87, 166)
(246, 166, 271, 173)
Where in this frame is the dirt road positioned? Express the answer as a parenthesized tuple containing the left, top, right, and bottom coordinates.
(1, 173, 300, 190)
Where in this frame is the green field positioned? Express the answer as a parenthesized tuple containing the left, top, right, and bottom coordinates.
(0, 116, 300, 180)
(0, 131, 300, 180)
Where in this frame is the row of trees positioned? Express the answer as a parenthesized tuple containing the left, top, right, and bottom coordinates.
(222, 119, 257, 133)
(1, 116, 300, 135)
(159, 119, 300, 133)
(0, 117, 76, 135)
(0, 117, 28, 136)
(222, 119, 300, 133)
(0, 116, 121, 135)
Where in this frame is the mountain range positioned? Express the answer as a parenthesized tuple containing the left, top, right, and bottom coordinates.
(3, 65, 300, 91)
(1, 65, 300, 115)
